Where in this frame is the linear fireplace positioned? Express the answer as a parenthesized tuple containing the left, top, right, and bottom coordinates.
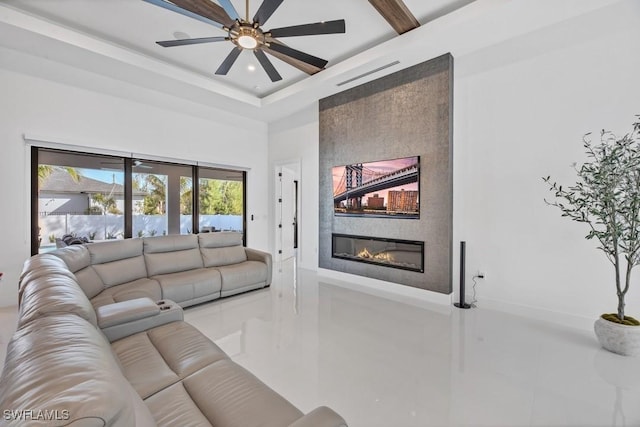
(332, 233, 424, 272)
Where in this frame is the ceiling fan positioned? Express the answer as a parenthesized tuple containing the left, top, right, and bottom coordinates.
(100, 160, 153, 169)
(143, 0, 346, 82)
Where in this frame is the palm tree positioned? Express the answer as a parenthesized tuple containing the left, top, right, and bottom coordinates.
(136, 174, 167, 215)
(91, 193, 120, 215)
(38, 165, 81, 185)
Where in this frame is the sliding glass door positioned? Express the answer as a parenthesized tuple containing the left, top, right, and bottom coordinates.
(131, 161, 193, 237)
(198, 168, 245, 234)
(32, 148, 246, 255)
(36, 149, 125, 253)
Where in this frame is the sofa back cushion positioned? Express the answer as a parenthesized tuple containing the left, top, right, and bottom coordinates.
(51, 246, 106, 299)
(144, 234, 203, 276)
(198, 232, 247, 267)
(51, 245, 91, 272)
(88, 239, 148, 288)
(19, 273, 98, 328)
(0, 314, 138, 426)
(19, 254, 77, 302)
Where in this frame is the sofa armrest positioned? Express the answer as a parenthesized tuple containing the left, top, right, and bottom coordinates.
(288, 407, 348, 427)
(245, 248, 273, 285)
(97, 299, 184, 342)
(96, 297, 160, 328)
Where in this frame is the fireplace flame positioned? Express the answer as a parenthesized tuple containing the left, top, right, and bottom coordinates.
(357, 248, 395, 263)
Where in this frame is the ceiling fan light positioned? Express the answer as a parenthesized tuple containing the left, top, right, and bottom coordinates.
(238, 35, 258, 49)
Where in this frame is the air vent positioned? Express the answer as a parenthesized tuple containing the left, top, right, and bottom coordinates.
(336, 61, 400, 87)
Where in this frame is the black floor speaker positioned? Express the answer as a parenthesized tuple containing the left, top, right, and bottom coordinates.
(454, 241, 472, 309)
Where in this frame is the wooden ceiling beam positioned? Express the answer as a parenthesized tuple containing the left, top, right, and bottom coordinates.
(368, 0, 420, 35)
(169, 0, 235, 28)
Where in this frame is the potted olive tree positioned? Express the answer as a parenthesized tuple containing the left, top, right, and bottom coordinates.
(544, 116, 640, 357)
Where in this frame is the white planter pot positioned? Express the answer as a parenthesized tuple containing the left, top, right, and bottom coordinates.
(594, 317, 640, 357)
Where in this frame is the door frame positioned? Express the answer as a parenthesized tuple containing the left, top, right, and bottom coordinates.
(273, 160, 301, 262)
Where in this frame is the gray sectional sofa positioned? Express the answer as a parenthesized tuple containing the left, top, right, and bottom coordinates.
(52, 232, 272, 309)
(0, 233, 348, 427)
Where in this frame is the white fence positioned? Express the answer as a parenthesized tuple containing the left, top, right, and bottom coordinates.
(39, 214, 243, 242)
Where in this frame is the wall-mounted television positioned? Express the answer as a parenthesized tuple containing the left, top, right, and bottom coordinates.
(332, 156, 419, 218)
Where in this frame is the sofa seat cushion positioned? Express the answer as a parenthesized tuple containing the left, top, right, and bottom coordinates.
(111, 332, 180, 399)
(0, 314, 138, 426)
(217, 261, 268, 292)
(112, 321, 228, 399)
(153, 268, 221, 304)
(183, 359, 304, 427)
(91, 278, 162, 309)
(145, 382, 213, 427)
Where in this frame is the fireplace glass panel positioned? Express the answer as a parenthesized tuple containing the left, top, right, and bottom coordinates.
(332, 233, 424, 272)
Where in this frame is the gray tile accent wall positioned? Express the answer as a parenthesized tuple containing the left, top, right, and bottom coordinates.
(319, 54, 453, 294)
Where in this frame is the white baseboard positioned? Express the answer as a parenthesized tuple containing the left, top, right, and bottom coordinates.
(469, 294, 596, 331)
(317, 268, 452, 312)
(312, 269, 594, 331)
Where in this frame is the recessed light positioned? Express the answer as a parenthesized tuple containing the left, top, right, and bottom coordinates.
(247, 64, 256, 72)
(172, 31, 190, 40)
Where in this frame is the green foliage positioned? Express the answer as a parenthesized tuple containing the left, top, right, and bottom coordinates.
(38, 165, 81, 185)
(544, 117, 640, 322)
(86, 206, 102, 215)
(180, 176, 193, 215)
(134, 174, 242, 217)
(91, 193, 121, 215)
(199, 179, 243, 215)
(135, 174, 167, 215)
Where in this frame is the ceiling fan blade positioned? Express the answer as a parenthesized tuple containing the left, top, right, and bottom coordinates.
(368, 0, 420, 34)
(215, 47, 242, 75)
(262, 44, 322, 75)
(254, 49, 282, 82)
(253, 0, 284, 25)
(268, 20, 346, 38)
(217, 0, 240, 21)
(169, 0, 235, 28)
(267, 41, 328, 69)
(142, 0, 224, 28)
(156, 36, 227, 47)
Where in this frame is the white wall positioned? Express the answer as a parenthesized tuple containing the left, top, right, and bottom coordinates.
(268, 105, 319, 270)
(0, 67, 269, 307)
(268, 2, 640, 327)
(453, 1, 640, 327)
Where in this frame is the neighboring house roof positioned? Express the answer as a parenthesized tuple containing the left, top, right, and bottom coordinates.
(40, 170, 146, 196)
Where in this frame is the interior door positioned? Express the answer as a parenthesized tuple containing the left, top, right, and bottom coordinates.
(279, 167, 296, 260)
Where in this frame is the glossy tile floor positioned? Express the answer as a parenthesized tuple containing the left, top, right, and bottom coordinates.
(186, 258, 640, 427)
(1, 258, 639, 426)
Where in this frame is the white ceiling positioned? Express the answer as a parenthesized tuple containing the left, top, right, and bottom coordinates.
(0, 0, 626, 123)
(2, 0, 473, 96)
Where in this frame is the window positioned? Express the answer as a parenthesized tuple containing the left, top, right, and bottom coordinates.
(198, 168, 245, 234)
(32, 148, 246, 255)
(131, 161, 193, 237)
(36, 149, 125, 253)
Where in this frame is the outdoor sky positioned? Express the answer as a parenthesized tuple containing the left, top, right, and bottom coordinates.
(332, 156, 419, 204)
(80, 168, 125, 185)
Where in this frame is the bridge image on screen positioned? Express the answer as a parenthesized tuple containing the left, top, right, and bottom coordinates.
(332, 156, 419, 218)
